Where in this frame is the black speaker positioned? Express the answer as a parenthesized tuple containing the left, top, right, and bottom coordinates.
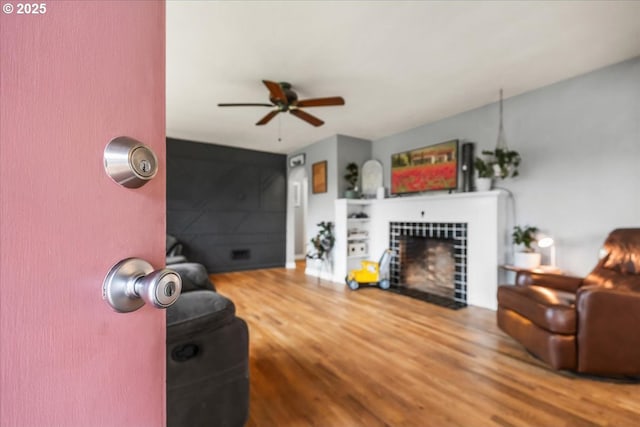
(461, 142, 475, 192)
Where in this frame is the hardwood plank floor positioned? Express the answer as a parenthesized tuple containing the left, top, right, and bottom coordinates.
(212, 263, 640, 427)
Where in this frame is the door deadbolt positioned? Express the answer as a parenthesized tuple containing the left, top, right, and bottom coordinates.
(103, 258, 182, 313)
(104, 136, 158, 188)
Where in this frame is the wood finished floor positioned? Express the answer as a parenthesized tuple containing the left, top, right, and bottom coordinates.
(212, 263, 640, 427)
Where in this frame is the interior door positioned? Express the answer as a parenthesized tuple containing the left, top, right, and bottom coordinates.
(0, 2, 166, 426)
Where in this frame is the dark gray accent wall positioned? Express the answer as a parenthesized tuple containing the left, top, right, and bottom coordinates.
(167, 138, 287, 273)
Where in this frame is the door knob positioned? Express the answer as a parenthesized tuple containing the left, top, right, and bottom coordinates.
(103, 258, 182, 313)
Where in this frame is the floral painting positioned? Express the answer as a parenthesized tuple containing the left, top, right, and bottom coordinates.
(391, 140, 458, 194)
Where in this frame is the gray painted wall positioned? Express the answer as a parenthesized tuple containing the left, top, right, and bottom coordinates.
(372, 57, 640, 276)
(288, 135, 338, 255)
(287, 134, 372, 260)
(336, 135, 373, 195)
(167, 138, 287, 273)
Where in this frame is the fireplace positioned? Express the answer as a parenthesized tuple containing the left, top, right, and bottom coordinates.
(390, 222, 467, 309)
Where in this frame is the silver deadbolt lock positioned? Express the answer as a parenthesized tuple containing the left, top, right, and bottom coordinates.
(103, 258, 182, 313)
(104, 136, 158, 188)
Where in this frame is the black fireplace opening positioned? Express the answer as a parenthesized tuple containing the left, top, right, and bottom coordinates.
(389, 222, 467, 309)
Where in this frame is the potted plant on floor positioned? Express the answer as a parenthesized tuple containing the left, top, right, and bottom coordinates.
(344, 162, 359, 199)
(512, 225, 541, 269)
(307, 221, 335, 263)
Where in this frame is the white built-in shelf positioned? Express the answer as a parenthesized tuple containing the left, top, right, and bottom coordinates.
(335, 198, 374, 284)
(338, 199, 372, 205)
(348, 235, 369, 241)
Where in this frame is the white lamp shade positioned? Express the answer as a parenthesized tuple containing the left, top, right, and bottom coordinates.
(535, 233, 556, 268)
(538, 236, 554, 248)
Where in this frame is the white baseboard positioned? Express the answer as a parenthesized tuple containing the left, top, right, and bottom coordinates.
(285, 262, 297, 269)
(305, 266, 338, 282)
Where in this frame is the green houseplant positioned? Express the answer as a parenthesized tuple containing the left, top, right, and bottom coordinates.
(481, 148, 521, 179)
(474, 148, 521, 191)
(474, 156, 495, 179)
(307, 221, 335, 262)
(512, 225, 538, 251)
(512, 225, 541, 268)
(492, 148, 521, 179)
(474, 156, 495, 191)
(344, 162, 359, 199)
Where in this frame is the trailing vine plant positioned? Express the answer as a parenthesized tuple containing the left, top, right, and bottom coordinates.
(481, 149, 521, 179)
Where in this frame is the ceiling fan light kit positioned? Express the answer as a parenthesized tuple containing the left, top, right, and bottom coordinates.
(218, 80, 345, 127)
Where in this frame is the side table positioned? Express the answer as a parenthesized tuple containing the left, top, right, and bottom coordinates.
(500, 264, 563, 274)
(499, 264, 564, 285)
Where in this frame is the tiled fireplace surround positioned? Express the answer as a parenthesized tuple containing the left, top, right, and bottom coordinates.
(363, 191, 507, 311)
(390, 222, 468, 308)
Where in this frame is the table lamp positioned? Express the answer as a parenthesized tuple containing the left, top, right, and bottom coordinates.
(537, 234, 556, 269)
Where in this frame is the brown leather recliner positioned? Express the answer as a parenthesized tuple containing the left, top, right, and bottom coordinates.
(497, 228, 640, 377)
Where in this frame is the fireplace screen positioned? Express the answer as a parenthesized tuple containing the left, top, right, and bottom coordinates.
(400, 236, 456, 299)
(390, 222, 467, 309)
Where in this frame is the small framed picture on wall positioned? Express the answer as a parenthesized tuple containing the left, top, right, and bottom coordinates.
(289, 153, 305, 168)
(312, 161, 327, 194)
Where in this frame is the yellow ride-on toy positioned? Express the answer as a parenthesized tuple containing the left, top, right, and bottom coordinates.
(346, 249, 393, 290)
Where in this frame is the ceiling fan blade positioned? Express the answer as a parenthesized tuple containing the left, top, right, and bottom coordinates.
(256, 110, 279, 126)
(263, 80, 288, 104)
(290, 108, 324, 127)
(218, 103, 273, 107)
(296, 97, 345, 108)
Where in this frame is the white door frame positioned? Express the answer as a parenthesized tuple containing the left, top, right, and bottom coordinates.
(286, 167, 308, 268)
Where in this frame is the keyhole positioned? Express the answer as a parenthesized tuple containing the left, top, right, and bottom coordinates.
(139, 159, 151, 174)
(164, 281, 175, 297)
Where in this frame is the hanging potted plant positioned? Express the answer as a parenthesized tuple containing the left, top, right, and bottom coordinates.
(479, 148, 521, 178)
(344, 162, 360, 199)
(512, 225, 541, 269)
(474, 148, 521, 192)
(486, 148, 521, 179)
(486, 89, 522, 180)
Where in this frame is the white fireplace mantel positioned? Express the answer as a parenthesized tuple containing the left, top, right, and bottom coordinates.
(365, 190, 508, 310)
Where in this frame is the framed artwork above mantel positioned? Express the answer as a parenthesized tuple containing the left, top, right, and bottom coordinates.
(312, 161, 327, 194)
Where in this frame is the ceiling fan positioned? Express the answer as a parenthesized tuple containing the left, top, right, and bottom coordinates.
(218, 80, 345, 127)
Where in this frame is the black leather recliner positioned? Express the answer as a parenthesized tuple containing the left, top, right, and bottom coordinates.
(166, 236, 249, 427)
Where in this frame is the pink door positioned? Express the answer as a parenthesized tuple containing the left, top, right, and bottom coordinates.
(1, 2, 166, 426)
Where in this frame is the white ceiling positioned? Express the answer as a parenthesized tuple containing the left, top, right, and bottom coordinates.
(166, 1, 640, 155)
